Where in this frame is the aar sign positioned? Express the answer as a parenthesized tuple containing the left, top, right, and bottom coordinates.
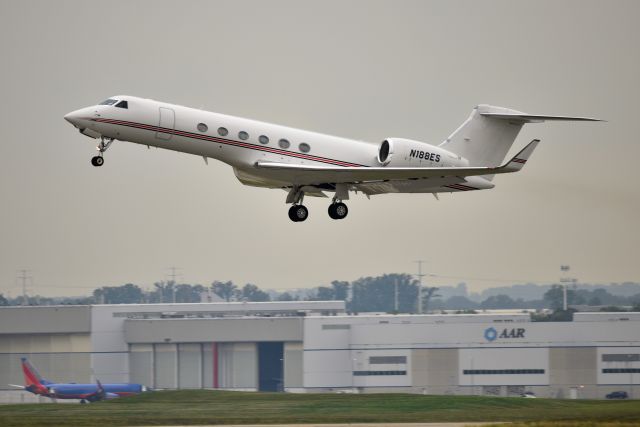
(484, 327, 526, 342)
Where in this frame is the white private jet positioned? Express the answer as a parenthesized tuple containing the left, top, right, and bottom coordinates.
(64, 97, 599, 222)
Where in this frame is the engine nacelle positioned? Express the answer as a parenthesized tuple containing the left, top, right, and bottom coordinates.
(377, 138, 466, 167)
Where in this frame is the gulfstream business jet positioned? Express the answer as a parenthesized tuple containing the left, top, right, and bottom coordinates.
(64, 97, 599, 222)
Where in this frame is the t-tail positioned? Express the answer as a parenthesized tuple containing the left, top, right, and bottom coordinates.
(21, 357, 51, 394)
(439, 104, 602, 180)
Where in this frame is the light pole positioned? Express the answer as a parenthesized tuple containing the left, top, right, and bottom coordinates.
(414, 260, 426, 314)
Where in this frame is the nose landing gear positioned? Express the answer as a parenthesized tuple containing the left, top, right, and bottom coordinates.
(90, 137, 114, 167)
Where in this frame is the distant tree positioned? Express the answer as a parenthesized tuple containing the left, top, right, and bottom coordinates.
(421, 287, 441, 313)
(93, 283, 143, 304)
(240, 284, 270, 302)
(531, 308, 576, 322)
(151, 281, 176, 303)
(277, 292, 297, 301)
(315, 286, 335, 300)
(350, 274, 417, 313)
(444, 296, 478, 310)
(211, 281, 238, 302)
(330, 281, 350, 301)
(0, 294, 8, 306)
(175, 284, 206, 303)
(599, 305, 627, 312)
(480, 294, 518, 309)
(543, 285, 584, 309)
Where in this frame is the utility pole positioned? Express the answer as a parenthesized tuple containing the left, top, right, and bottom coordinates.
(414, 260, 426, 314)
(17, 269, 32, 306)
(167, 267, 182, 304)
(394, 277, 399, 312)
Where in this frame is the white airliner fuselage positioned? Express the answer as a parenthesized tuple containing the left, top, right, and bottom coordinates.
(64, 96, 598, 222)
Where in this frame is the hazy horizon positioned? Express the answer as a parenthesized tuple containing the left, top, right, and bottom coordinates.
(1, 0, 639, 298)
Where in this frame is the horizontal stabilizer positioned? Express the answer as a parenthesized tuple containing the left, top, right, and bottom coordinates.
(477, 105, 603, 123)
(502, 139, 540, 172)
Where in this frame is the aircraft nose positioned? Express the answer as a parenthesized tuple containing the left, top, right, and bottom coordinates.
(64, 109, 84, 127)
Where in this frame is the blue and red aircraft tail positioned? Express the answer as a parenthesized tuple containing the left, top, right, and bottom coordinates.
(21, 357, 51, 394)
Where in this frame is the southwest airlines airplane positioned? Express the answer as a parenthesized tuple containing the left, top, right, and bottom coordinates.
(9, 358, 147, 403)
(64, 97, 599, 222)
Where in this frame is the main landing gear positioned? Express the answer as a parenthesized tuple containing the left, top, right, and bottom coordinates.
(328, 201, 348, 220)
(286, 187, 349, 222)
(288, 204, 309, 222)
(90, 137, 114, 167)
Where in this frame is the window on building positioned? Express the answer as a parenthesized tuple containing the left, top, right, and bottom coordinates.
(602, 354, 640, 362)
(259, 135, 269, 144)
(462, 369, 545, 375)
(218, 127, 228, 136)
(239, 131, 249, 140)
(322, 324, 350, 330)
(197, 123, 208, 132)
(353, 370, 406, 376)
(369, 356, 407, 364)
(602, 368, 640, 374)
(278, 138, 290, 149)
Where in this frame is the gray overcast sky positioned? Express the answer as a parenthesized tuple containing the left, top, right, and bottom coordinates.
(1, 0, 638, 297)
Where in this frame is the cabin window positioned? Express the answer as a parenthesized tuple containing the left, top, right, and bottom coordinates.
(218, 127, 228, 136)
(197, 123, 208, 132)
(238, 131, 249, 141)
(99, 99, 118, 105)
(299, 143, 310, 153)
(259, 135, 269, 144)
(278, 138, 290, 149)
(114, 100, 128, 109)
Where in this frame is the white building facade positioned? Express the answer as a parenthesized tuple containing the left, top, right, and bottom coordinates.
(1, 303, 638, 402)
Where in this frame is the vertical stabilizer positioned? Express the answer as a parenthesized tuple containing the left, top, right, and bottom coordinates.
(21, 357, 50, 388)
(439, 105, 526, 170)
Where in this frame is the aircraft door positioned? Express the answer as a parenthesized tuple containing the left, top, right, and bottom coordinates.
(156, 107, 175, 140)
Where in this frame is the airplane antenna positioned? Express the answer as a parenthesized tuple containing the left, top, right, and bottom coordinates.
(17, 269, 32, 306)
(414, 261, 426, 314)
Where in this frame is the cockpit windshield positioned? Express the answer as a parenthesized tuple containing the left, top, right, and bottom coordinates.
(99, 99, 118, 105)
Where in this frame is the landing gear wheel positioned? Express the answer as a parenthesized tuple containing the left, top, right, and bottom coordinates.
(288, 205, 309, 222)
(80, 399, 87, 404)
(328, 202, 348, 220)
(91, 156, 104, 167)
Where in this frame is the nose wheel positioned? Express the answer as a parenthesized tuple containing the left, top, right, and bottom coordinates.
(288, 204, 309, 222)
(91, 137, 114, 167)
(328, 202, 348, 220)
(91, 156, 104, 167)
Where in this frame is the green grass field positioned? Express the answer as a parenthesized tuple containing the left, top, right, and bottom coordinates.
(0, 390, 639, 426)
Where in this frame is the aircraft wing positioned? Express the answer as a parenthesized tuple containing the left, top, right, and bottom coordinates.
(256, 139, 539, 185)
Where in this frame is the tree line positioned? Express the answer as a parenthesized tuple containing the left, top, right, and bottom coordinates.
(1, 275, 639, 316)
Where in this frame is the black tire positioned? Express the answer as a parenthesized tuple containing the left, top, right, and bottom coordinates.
(288, 205, 299, 222)
(288, 205, 308, 222)
(328, 204, 338, 219)
(80, 399, 87, 404)
(334, 202, 348, 219)
(91, 156, 104, 167)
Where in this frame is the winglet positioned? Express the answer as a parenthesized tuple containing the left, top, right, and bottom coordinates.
(501, 139, 540, 172)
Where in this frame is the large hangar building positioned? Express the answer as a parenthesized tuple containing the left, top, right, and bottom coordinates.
(1, 301, 638, 402)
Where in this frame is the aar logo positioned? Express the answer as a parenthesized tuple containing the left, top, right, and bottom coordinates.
(484, 327, 498, 342)
(484, 327, 525, 342)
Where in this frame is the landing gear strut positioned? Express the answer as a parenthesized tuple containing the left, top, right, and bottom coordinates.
(91, 137, 114, 167)
(328, 200, 348, 220)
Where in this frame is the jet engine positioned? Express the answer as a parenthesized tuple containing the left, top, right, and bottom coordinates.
(377, 138, 463, 167)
